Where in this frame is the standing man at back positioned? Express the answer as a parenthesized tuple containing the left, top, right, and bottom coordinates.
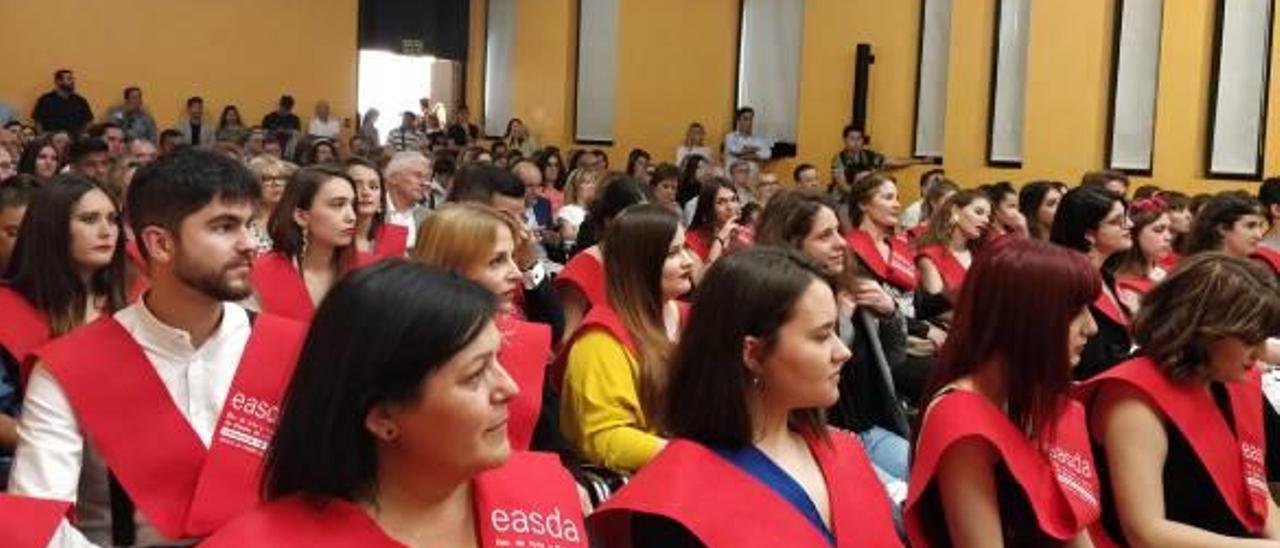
(10, 148, 308, 545)
(32, 69, 93, 134)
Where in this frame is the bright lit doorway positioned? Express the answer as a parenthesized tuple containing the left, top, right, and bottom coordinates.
(356, 49, 463, 143)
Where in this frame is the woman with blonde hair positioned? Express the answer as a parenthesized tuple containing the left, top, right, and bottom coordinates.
(412, 203, 551, 450)
(246, 155, 298, 255)
(557, 167, 601, 246)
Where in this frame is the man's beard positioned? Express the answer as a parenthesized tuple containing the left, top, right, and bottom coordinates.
(173, 249, 253, 301)
(57, 83, 74, 94)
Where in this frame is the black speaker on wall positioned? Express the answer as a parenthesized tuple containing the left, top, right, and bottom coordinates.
(853, 43, 875, 131)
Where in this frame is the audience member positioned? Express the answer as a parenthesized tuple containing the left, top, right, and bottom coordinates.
(31, 69, 93, 134)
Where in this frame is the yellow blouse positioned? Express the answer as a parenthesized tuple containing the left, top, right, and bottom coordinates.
(559, 330, 663, 472)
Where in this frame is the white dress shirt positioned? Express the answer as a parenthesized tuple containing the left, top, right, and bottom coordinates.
(724, 131, 773, 170)
(10, 301, 252, 546)
(307, 117, 341, 139)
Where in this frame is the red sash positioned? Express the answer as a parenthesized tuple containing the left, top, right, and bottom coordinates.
(496, 314, 550, 450)
(905, 392, 1100, 546)
(1251, 246, 1280, 276)
(1078, 357, 1269, 535)
(1092, 286, 1130, 329)
(0, 286, 51, 387)
(251, 252, 317, 323)
(1158, 252, 1181, 271)
(916, 244, 967, 292)
(550, 304, 635, 394)
(371, 223, 409, 259)
(203, 451, 588, 548)
(591, 429, 900, 547)
(556, 250, 606, 308)
(0, 495, 72, 548)
(39, 312, 307, 540)
(685, 230, 712, 262)
(905, 223, 928, 246)
(846, 229, 917, 291)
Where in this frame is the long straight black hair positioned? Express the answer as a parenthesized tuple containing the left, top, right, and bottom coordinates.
(264, 260, 496, 501)
(4, 175, 127, 335)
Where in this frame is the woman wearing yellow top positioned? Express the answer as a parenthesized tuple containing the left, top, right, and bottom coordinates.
(560, 204, 694, 473)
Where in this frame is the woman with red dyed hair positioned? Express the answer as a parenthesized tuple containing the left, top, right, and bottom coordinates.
(905, 239, 1103, 547)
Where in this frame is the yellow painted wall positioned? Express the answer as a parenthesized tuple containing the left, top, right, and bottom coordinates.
(474, 0, 1279, 199)
(0, 0, 358, 134)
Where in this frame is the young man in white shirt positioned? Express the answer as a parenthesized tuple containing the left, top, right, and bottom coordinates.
(10, 148, 308, 546)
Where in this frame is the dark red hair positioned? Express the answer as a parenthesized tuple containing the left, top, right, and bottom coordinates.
(923, 238, 1101, 442)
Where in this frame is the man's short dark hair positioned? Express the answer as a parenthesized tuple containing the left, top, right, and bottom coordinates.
(68, 138, 109, 164)
(0, 175, 40, 210)
(186, 96, 204, 108)
(652, 162, 679, 184)
(123, 86, 141, 100)
(88, 122, 121, 140)
(280, 95, 295, 109)
(793, 163, 816, 182)
(1260, 177, 1280, 220)
(842, 124, 865, 140)
(54, 69, 72, 81)
(126, 148, 260, 258)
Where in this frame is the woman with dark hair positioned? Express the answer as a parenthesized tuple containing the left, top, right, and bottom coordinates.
(0, 175, 128, 385)
(413, 203, 549, 450)
(755, 189, 912, 519)
(845, 173, 948, 371)
(345, 157, 406, 258)
(17, 137, 60, 181)
(1161, 190, 1193, 266)
(590, 248, 901, 547)
(915, 190, 991, 296)
(1018, 180, 1063, 241)
(251, 165, 367, 322)
(1080, 253, 1280, 545)
(559, 205, 693, 473)
(556, 174, 647, 343)
(675, 153, 711, 208)
(981, 182, 1027, 240)
(205, 261, 587, 546)
(1186, 193, 1273, 275)
(1051, 185, 1133, 379)
(685, 178, 744, 269)
(215, 105, 248, 144)
(533, 147, 566, 205)
(304, 138, 338, 166)
(1113, 197, 1173, 315)
(906, 238, 1103, 547)
(626, 149, 652, 186)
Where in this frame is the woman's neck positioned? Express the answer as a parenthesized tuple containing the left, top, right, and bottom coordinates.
(254, 205, 275, 227)
(300, 241, 337, 273)
(964, 365, 1008, 412)
(948, 229, 969, 252)
(1087, 248, 1110, 269)
(661, 299, 681, 341)
(860, 219, 888, 242)
(355, 216, 374, 250)
(366, 465, 475, 547)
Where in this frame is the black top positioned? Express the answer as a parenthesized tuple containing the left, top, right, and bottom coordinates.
(1072, 303, 1131, 380)
(447, 122, 479, 146)
(1095, 383, 1280, 540)
(261, 112, 301, 132)
(32, 91, 93, 133)
(912, 463, 1065, 547)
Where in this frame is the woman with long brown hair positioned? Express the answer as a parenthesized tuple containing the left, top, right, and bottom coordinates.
(345, 157, 408, 258)
(914, 189, 991, 297)
(559, 204, 693, 473)
(1112, 196, 1173, 315)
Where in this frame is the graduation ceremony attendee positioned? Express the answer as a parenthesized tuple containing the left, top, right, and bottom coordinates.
(591, 247, 902, 547)
(1018, 180, 1063, 242)
(1080, 253, 1280, 545)
(346, 156, 408, 259)
(905, 238, 1102, 547)
(0, 176, 128, 488)
(205, 261, 587, 547)
(10, 148, 308, 545)
(684, 177, 746, 273)
(1112, 196, 1173, 315)
(559, 204, 693, 473)
(413, 203, 551, 451)
(1051, 185, 1133, 379)
(1186, 192, 1274, 277)
(250, 165, 368, 323)
(914, 189, 991, 297)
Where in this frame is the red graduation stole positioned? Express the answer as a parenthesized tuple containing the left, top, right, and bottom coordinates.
(1092, 285, 1130, 329)
(0, 286, 51, 387)
(371, 223, 409, 259)
(1252, 246, 1280, 276)
(1158, 252, 1181, 271)
(550, 304, 636, 394)
(203, 451, 588, 548)
(38, 312, 307, 540)
(916, 244, 967, 292)
(905, 392, 1100, 546)
(496, 313, 550, 450)
(250, 252, 318, 323)
(0, 495, 72, 548)
(556, 249, 606, 308)
(1079, 357, 1269, 535)
(1114, 273, 1157, 315)
(591, 429, 902, 547)
(846, 229, 917, 291)
(684, 230, 712, 262)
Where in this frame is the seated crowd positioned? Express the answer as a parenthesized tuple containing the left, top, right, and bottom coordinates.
(1, 68, 1280, 547)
